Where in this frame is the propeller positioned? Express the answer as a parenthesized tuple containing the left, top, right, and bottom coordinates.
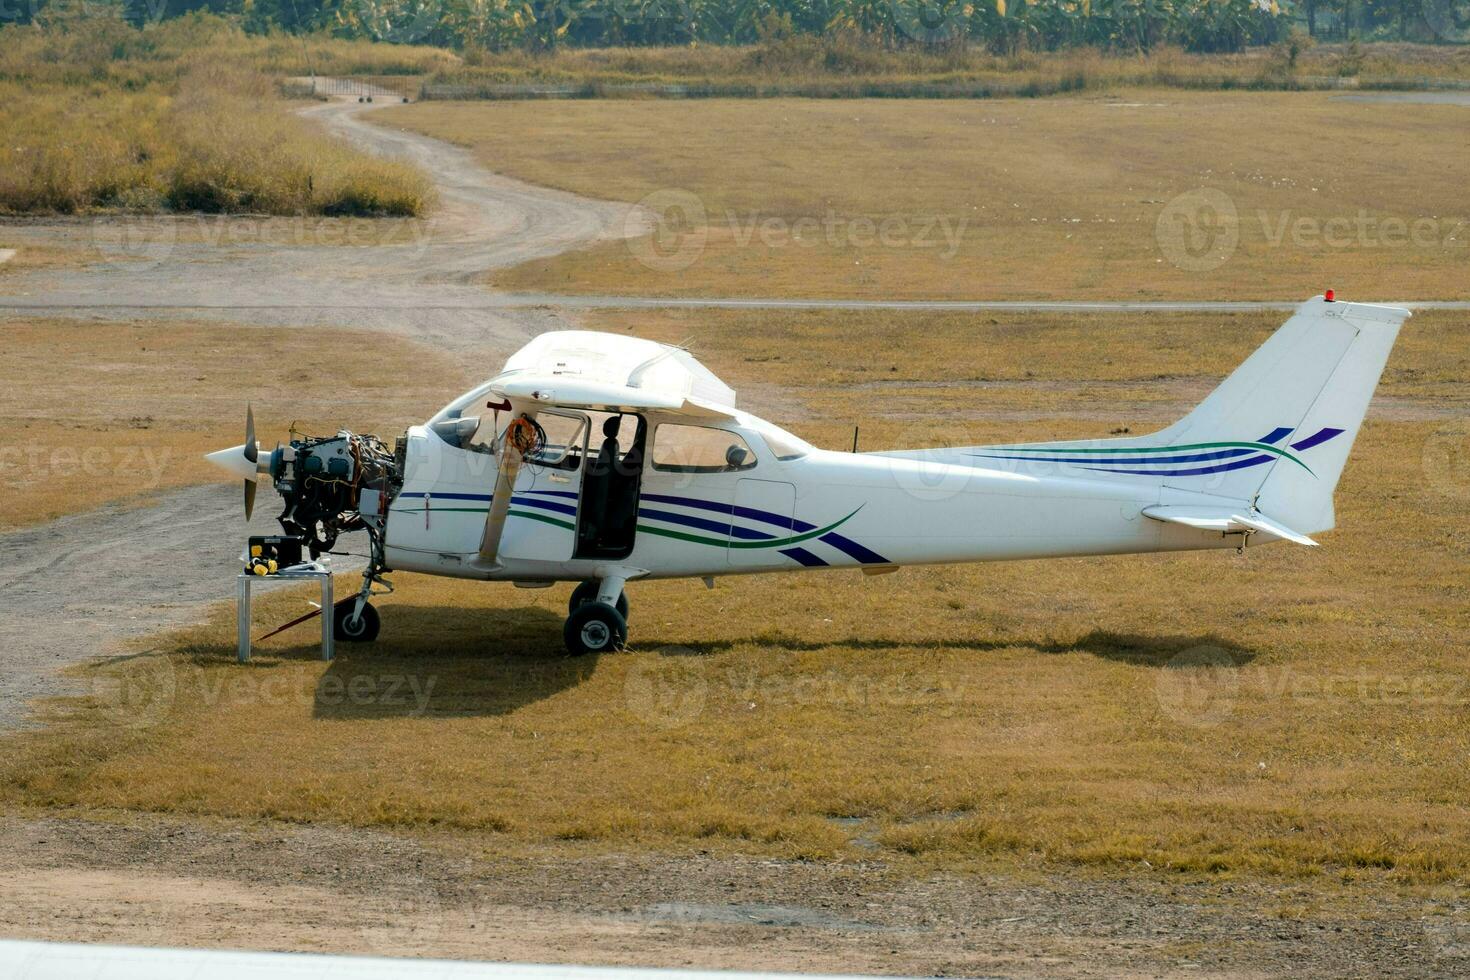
(244, 405, 258, 520)
(204, 405, 267, 521)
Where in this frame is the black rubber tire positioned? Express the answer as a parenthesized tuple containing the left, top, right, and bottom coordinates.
(569, 580, 629, 619)
(564, 602, 627, 656)
(333, 601, 381, 643)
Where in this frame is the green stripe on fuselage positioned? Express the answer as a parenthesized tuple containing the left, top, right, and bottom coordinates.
(985, 440, 1314, 473)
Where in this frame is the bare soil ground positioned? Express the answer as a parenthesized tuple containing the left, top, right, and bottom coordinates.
(0, 811, 1462, 977)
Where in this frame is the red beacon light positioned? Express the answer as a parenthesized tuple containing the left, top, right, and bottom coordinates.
(1324, 289, 1336, 302)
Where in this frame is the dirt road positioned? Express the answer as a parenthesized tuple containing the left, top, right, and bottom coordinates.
(0, 93, 641, 356)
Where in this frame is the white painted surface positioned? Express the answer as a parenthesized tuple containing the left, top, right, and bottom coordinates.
(0, 940, 933, 980)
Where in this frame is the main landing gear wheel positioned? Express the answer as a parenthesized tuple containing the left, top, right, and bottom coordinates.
(564, 602, 627, 656)
(333, 601, 381, 643)
(569, 580, 629, 619)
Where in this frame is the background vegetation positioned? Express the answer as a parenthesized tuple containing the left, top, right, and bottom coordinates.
(9, 0, 1469, 58)
(11, 0, 1463, 53)
(0, 11, 443, 214)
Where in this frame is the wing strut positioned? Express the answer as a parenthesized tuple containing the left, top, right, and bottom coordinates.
(479, 414, 538, 564)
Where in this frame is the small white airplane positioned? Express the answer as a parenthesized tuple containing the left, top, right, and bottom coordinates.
(207, 294, 1406, 655)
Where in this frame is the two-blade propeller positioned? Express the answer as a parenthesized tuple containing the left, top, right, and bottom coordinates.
(244, 405, 258, 520)
(204, 405, 270, 521)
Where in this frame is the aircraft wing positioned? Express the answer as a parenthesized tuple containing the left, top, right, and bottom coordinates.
(1141, 505, 1318, 547)
(493, 376, 737, 420)
(488, 330, 738, 420)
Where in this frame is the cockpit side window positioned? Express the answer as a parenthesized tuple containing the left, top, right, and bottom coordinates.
(651, 424, 758, 473)
(469, 410, 590, 470)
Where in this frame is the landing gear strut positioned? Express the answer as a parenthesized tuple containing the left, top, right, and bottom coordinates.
(337, 516, 393, 644)
(569, 580, 628, 619)
(563, 576, 630, 656)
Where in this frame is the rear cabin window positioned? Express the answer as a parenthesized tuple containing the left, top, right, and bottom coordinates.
(652, 424, 757, 473)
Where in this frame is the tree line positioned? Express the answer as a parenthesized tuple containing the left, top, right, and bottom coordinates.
(7, 0, 1466, 54)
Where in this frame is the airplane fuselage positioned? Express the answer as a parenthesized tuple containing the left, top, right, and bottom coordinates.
(381, 412, 1239, 586)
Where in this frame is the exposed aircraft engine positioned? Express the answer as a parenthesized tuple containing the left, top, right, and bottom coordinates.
(268, 430, 404, 557)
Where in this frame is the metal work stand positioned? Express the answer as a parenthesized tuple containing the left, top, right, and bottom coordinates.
(236, 564, 334, 664)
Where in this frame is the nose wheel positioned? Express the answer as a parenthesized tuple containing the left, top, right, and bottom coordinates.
(564, 578, 630, 656)
(333, 600, 380, 643)
(564, 602, 627, 656)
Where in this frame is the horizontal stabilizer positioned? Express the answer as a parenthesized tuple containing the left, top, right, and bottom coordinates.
(1142, 505, 1318, 547)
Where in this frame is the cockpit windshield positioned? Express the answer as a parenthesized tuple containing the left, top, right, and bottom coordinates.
(752, 422, 812, 461)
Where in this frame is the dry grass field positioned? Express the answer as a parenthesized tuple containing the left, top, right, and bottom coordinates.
(0, 319, 467, 530)
(380, 92, 1470, 301)
(5, 307, 1468, 886)
(0, 19, 441, 216)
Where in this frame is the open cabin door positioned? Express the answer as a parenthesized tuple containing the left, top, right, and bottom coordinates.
(496, 409, 590, 563)
(573, 413, 647, 561)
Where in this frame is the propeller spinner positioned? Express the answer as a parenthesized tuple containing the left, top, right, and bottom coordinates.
(204, 405, 269, 520)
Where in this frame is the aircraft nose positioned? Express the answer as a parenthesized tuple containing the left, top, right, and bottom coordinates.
(205, 443, 262, 482)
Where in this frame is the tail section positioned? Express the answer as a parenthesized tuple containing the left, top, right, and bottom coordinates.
(948, 295, 1408, 534)
(1250, 298, 1407, 532)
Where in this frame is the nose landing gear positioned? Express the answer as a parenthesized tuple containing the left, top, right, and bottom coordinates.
(568, 579, 629, 619)
(564, 575, 631, 656)
(333, 599, 381, 643)
(564, 602, 627, 656)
